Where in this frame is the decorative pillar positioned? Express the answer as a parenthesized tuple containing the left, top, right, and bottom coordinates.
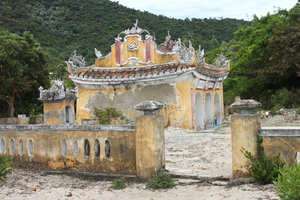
(230, 97, 261, 178)
(135, 101, 165, 178)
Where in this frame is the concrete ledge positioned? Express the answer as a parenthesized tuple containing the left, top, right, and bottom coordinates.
(259, 126, 300, 137)
(0, 125, 135, 132)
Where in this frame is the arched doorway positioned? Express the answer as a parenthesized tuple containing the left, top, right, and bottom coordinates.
(205, 93, 213, 129)
(195, 92, 204, 130)
(214, 93, 221, 126)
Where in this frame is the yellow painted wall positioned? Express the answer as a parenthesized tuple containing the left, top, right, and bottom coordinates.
(0, 128, 136, 174)
(135, 115, 164, 178)
(76, 80, 224, 129)
(262, 136, 300, 164)
(231, 115, 260, 178)
(76, 87, 131, 125)
(44, 101, 74, 125)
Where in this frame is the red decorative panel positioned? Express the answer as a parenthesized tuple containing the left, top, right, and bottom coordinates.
(146, 37, 151, 62)
(115, 40, 120, 65)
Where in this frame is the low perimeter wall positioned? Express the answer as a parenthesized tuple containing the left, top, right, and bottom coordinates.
(0, 114, 165, 178)
(0, 125, 136, 174)
(259, 127, 300, 164)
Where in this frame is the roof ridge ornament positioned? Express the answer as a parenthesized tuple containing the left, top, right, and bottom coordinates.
(177, 39, 195, 63)
(196, 45, 205, 66)
(215, 52, 229, 67)
(68, 50, 86, 67)
(117, 19, 151, 38)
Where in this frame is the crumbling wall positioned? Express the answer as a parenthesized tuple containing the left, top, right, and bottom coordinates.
(0, 125, 136, 174)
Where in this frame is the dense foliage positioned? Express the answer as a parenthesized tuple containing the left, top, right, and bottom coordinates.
(216, 4, 300, 108)
(274, 163, 300, 200)
(0, 31, 50, 117)
(241, 136, 284, 184)
(0, 0, 249, 66)
(0, 154, 12, 179)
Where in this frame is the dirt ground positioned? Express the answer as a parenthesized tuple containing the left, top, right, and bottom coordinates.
(2, 113, 299, 200)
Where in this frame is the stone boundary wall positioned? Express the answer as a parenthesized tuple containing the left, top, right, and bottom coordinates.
(0, 125, 136, 174)
(0, 118, 18, 125)
(259, 127, 300, 164)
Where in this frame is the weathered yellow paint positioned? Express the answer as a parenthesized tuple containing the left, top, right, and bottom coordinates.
(135, 115, 164, 178)
(76, 87, 133, 125)
(43, 101, 74, 125)
(76, 80, 224, 129)
(173, 81, 195, 129)
(231, 115, 260, 178)
(1, 128, 136, 174)
(262, 137, 300, 164)
(94, 34, 194, 68)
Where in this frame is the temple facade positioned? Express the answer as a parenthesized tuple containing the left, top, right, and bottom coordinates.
(66, 21, 230, 129)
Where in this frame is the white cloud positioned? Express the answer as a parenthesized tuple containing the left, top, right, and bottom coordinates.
(113, 0, 297, 20)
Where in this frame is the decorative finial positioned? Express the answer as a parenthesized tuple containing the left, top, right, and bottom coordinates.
(134, 19, 138, 29)
(94, 48, 102, 59)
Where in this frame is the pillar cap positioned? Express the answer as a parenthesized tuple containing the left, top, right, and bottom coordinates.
(229, 96, 261, 115)
(134, 101, 164, 115)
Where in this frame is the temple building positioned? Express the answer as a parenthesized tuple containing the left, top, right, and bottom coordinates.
(65, 21, 230, 129)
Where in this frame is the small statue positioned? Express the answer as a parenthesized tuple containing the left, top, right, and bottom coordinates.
(94, 48, 102, 59)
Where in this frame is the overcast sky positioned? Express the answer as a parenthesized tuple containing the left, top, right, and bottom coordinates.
(112, 0, 297, 20)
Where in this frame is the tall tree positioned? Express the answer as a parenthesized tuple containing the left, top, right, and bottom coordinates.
(0, 31, 49, 117)
(268, 5, 300, 79)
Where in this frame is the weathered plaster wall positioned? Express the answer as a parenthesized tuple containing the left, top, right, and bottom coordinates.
(0, 126, 136, 174)
(44, 101, 75, 125)
(76, 84, 178, 125)
(76, 80, 224, 130)
(260, 127, 300, 164)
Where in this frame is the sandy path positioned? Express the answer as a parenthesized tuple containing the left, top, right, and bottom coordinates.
(165, 126, 232, 177)
(0, 125, 281, 200)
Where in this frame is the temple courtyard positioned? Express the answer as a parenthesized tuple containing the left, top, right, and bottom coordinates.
(2, 117, 294, 200)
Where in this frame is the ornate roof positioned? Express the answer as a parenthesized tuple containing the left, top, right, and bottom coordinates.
(69, 62, 228, 85)
(65, 20, 230, 88)
(71, 63, 191, 83)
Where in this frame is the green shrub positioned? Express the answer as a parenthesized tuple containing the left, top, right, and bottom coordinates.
(29, 115, 37, 124)
(241, 136, 284, 184)
(147, 170, 174, 189)
(110, 177, 126, 190)
(0, 154, 13, 179)
(94, 107, 125, 125)
(270, 104, 282, 116)
(274, 163, 300, 200)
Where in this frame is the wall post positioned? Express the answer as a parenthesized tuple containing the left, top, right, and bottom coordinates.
(135, 101, 165, 178)
(230, 97, 261, 178)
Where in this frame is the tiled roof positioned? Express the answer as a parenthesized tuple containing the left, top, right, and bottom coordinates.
(72, 63, 191, 80)
(70, 63, 229, 85)
(197, 66, 229, 77)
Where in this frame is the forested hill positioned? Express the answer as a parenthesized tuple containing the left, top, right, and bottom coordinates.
(0, 0, 250, 64)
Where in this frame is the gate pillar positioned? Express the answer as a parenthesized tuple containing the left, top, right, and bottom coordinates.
(135, 101, 165, 179)
(230, 97, 261, 178)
